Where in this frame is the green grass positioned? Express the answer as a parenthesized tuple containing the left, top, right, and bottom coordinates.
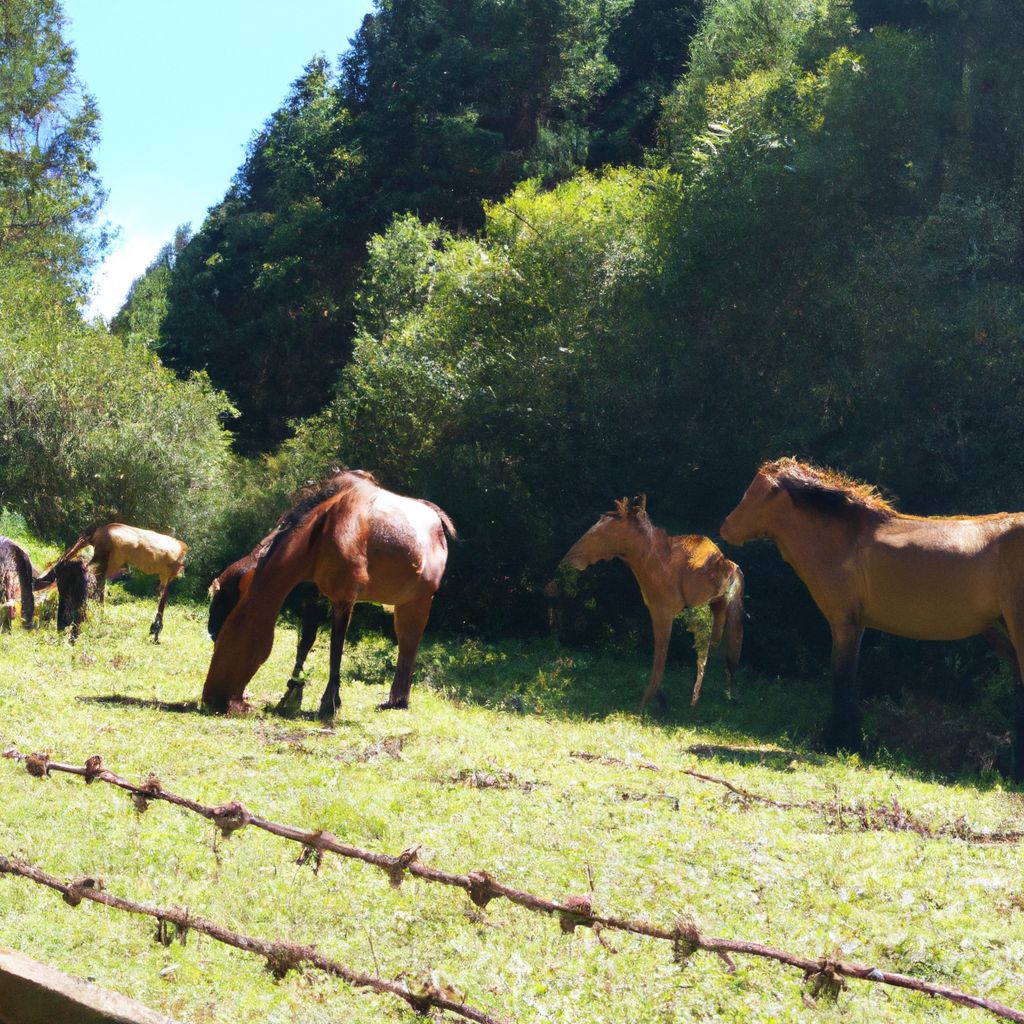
(2, 537, 1024, 1022)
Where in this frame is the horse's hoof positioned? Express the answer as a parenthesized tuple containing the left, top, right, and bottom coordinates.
(318, 702, 340, 722)
(275, 681, 305, 717)
(377, 699, 409, 711)
(226, 699, 254, 716)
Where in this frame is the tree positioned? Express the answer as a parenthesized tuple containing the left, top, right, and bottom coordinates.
(0, 0, 104, 284)
(110, 224, 191, 346)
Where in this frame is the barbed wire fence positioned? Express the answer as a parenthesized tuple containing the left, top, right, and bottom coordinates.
(3, 747, 1024, 1022)
(0, 853, 507, 1024)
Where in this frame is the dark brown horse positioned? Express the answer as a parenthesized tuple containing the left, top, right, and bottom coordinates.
(202, 471, 454, 719)
(0, 537, 38, 631)
(208, 531, 326, 712)
(40, 524, 188, 641)
(721, 457, 1024, 777)
(559, 496, 744, 708)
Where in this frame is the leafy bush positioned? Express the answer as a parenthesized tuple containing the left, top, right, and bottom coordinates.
(0, 269, 235, 586)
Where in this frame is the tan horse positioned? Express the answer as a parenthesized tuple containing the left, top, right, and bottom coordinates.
(559, 496, 744, 708)
(202, 471, 454, 719)
(721, 457, 1024, 777)
(40, 524, 187, 641)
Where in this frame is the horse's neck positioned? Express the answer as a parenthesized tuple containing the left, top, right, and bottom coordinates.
(618, 529, 667, 580)
(771, 508, 858, 587)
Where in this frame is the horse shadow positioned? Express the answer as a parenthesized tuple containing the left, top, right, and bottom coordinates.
(78, 694, 203, 715)
(410, 635, 1017, 787)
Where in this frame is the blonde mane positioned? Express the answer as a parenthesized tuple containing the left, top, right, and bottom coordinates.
(762, 457, 897, 517)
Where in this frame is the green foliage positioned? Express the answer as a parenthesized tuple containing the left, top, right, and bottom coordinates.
(0, 0, 104, 286)
(110, 225, 191, 347)
(0, 267, 236, 582)
(151, 0, 705, 452)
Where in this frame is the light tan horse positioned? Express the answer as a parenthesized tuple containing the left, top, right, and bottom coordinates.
(721, 457, 1024, 778)
(559, 496, 744, 708)
(41, 524, 187, 641)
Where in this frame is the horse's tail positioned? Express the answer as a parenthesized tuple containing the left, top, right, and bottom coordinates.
(11, 542, 37, 627)
(59, 527, 97, 566)
(420, 500, 457, 540)
(724, 564, 745, 668)
(36, 527, 99, 588)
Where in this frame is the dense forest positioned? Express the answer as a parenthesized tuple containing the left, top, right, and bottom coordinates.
(5, 0, 1024, 698)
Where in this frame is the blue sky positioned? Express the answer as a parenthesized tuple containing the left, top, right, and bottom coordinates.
(62, 0, 372, 320)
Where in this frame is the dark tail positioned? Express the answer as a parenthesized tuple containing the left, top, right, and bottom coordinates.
(725, 565, 745, 668)
(34, 527, 96, 588)
(419, 500, 457, 539)
(12, 542, 37, 627)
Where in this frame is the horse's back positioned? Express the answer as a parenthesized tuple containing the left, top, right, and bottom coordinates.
(862, 513, 1024, 639)
(355, 490, 449, 601)
(308, 485, 449, 605)
(102, 524, 188, 570)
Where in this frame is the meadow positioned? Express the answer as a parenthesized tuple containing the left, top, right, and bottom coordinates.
(2, 533, 1024, 1023)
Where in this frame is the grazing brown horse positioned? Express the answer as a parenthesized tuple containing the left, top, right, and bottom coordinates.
(40, 524, 188, 641)
(202, 470, 454, 720)
(559, 496, 744, 708)
(721, 457, 1024, 778)
(208, 529, 326, 708)
(0, 537, 38, 631)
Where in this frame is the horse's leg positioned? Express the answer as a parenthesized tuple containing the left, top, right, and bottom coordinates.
(317, 601, 355, 722)
(994, 617, 1024, 782)
(150, 577, 172, 643)
(275, 592, 326, 717)
(380, 594, 433, 710)
(690, 629, 711, 707)
(823, 617, 864, 753)
(640, 611, 673, 711)
(692, 598, 728, 706)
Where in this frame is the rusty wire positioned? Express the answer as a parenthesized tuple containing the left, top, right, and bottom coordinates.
(0, 854, 506, 1024)
(4, 747, 1024, 1022)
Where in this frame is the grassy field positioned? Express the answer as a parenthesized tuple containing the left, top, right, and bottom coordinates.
(2, 534, 1024, 1023)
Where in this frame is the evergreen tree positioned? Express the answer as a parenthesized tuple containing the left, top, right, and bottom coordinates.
(0, 0, 104, 284)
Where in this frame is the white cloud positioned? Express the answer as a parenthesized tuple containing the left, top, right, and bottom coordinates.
(84, 234, 165, 323)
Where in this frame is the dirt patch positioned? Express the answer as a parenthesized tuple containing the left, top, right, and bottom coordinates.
(449, 764, 538, 792)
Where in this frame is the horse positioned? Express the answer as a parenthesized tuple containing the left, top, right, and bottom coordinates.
(558, 495, 745, 708)
(209, 531, 327, 710)
(38, 524, 188, 641)
(0, 537, 38, 631)
(50, 559, 94, 641)
(720, 457, 1024, 778)
(202, 470, 455, 720)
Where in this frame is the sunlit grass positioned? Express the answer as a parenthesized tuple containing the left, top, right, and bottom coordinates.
(1, 536, 1023, 1022)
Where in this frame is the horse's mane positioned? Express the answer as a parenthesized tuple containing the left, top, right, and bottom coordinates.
(261, 469, 379, 563)
(603, 496, 673, 554)
(763, 457, 896, 518)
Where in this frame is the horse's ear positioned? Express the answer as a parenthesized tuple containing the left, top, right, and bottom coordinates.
(631, 494, 647, 517)
(614, 497, 630, 518)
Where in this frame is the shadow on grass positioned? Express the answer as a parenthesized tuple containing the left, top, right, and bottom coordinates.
(403, 634, 1019, 789)
(77, 693, 365, 732)
(78, 694, 203, 715)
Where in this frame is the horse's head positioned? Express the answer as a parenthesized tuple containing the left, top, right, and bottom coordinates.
(720, 467, 781, 545)
(559, 495, 650, 571)
(207, 558, 258, 641)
